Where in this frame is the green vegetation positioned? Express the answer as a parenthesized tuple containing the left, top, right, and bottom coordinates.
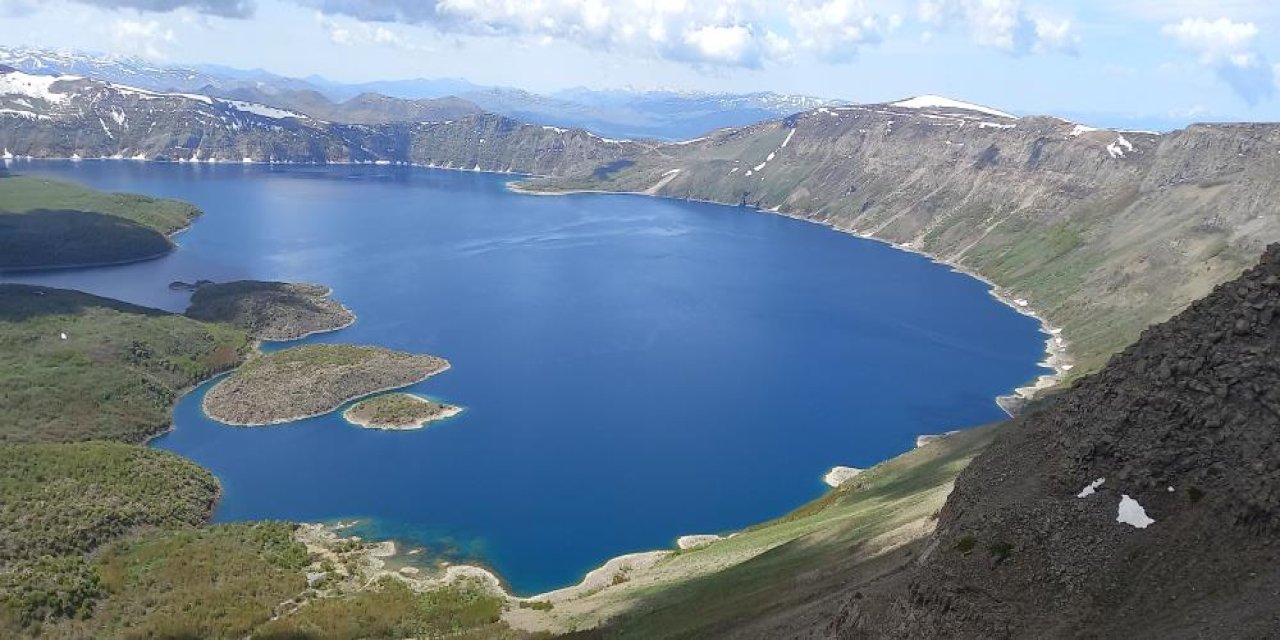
(204, 344, 448, 426)
(510, 426, 1000, 638)
(257, 577, 512, 639)
(0, 285, 251, 444)
(0, 442, 218, 631)
(81, 523, 308, 639)
(0, 176, 201, 271)
(185, 280, 355, 341)
(0, 185, 517, 640)
(344, 392, 460, 429)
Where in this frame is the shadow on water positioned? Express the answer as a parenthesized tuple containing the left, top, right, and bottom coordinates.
(0, 283, 171, 321)
(0, 209, 173, 272)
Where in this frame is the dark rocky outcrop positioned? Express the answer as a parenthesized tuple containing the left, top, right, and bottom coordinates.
(184, 280, 354, 341)
(835, 245, 1280, 638)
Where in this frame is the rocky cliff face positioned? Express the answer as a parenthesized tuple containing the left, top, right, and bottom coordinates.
(833, 245, 1280, 637)
(532, 101, 1280, 372)
(0, 68, 647, 175)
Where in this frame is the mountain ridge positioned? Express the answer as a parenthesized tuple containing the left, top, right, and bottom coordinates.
(0, 46, 838, 140)
(522, 103, 1280, 377)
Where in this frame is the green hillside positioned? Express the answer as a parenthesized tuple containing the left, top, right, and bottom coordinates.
(0, 284, 250, 444)
(0, 176, 200, 271)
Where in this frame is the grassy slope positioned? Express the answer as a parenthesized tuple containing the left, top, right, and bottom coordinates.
(0, 176, 201, 270)
(508, 426, 999, 638)
(0, 284, 250, 444)
(256, 577, 514, 640)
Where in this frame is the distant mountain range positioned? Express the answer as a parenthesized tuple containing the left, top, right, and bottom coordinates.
(0, 66, 648, 175)
(0, 47, 841, 140)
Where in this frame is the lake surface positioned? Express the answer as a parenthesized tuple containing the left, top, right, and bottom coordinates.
(3, 161, 1049, 595)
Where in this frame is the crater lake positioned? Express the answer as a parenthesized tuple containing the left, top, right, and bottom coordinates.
(2, 161, 1049, 595)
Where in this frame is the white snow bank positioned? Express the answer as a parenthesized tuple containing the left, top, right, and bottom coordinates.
(0, 70, 75, 104)
(1117, 495, 1155, 528)
(1077, 478, 1105, 498)
(224, 100, 307, 120)
(890, 95, 1015, 119)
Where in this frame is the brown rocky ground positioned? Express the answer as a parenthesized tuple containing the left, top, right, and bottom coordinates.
(185, 280, 355, 341)
(203, 344, 448, 426)
(829, 244, 1280, 638)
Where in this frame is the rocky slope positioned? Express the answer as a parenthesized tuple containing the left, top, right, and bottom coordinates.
(827, 245, 1280, 637)
(184, 280, 355, 341)
(526, 99, 1280, 374)
(202, 85, 484, 125)
(0, 67, 648, 174)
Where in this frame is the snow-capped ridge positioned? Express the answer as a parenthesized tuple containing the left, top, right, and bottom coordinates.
(890, 95, 1016, 120)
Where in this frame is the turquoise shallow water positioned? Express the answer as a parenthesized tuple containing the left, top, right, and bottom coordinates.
(3, 161, 1049, 595)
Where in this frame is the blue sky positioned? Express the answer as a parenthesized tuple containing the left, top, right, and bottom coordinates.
(2, 0, 1279, 125)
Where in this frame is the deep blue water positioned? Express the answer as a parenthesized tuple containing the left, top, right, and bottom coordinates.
(3, 161, 1048, 595)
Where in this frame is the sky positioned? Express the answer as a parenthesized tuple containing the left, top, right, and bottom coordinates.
(2, 0, 1280, 125)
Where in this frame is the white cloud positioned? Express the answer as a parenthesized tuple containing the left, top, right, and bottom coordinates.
(317, 14, 432, 52)
(1163, 17, 1258, 64)
(918, 0, 1077, 56)
(303, 0, 911, 68)
(680, 25, 759, 66)
(1032, 17, 1078, 54)
(786, 1, 901, 61)
(1163, 17, 1274, 105)
(107, 18, 176, 58)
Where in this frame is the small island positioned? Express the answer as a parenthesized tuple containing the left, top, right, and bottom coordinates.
(203, 344, 449, 426)
(184, 280, 356, 341)
(342, 393, 463, 430)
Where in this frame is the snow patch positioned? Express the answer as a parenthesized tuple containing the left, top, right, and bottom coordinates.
(111, 84, 214, 104)
(1117, 495, 1155, 528)
(780, 128, 796, 148)
(0, 70, 75, 104)
(0, 108, 47, 120)
(890, 95, 1015, 119)
(1069, 124, 1099, 137)
(224, 100, 307, 120)
(1077, 478, 1105, 498)
(1106, 135, 1134, 159)
(671, 135, 707, 145)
